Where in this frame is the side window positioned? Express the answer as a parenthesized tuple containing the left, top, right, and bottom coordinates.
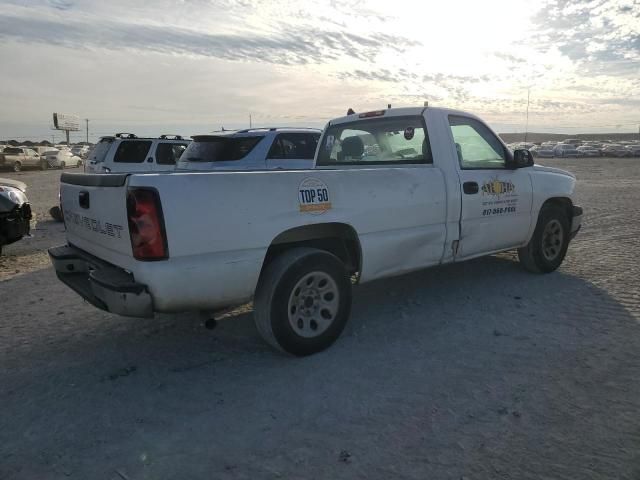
(268, 133, 319, 160)
(156, 142, 188, 165)
(448, 116, 506, 169)
(267, 138, 285, 159)
(113, 140, 152, 163)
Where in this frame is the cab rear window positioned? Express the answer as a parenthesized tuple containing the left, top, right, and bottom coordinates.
(316, 116, 432, 166)
(182, 136, 262, 162)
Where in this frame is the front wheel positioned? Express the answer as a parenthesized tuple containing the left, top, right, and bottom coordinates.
(13, 161, 21, 172)
(518, 205, 570, 273)
(254, 247, 352, 356)
(59, 161, 66, 170)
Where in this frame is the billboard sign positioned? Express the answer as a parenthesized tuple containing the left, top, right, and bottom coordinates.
(53, 113, 80, 131)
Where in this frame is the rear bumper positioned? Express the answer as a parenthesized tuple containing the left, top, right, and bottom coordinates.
(570, 205, 582, 239)
(48, 244, 153, 318)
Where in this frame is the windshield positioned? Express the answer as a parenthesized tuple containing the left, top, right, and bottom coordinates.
(317, 116, 431, 166)
(182, 136, 262, 162)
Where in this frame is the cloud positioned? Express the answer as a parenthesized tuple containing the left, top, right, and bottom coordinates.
(492, 52, 527, 64)
(0, 11, 419, 66)
(48, 0, 74, 10)
(336, 69, 491, 103)
(531, 0, 640, 75)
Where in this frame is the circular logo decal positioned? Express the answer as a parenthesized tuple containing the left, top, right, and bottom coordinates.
(298, 178, 331, 215)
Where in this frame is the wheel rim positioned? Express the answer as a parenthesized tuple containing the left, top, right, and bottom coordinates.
(287, 271, 339, 338)
(13, 162, 20, 172)
(542, 219, 564, 261)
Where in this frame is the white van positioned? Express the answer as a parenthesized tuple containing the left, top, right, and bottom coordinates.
(85, 134, 190, 173)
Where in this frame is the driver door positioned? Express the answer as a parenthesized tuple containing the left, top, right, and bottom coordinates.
(449, 115, 533, 259)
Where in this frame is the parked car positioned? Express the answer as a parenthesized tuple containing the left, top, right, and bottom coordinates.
(0, 177, 31, 255)
(529, 145, 555, 158)
(32, 146, 58, 156)
(177, 128, 321, 171)
(553, 144, 580, 158)
(576, 146, 600, 157)
(50, 106, 582, 356)
(71, 145, 90, 159)
(602, 144, 631, 157)
(85, 134, 190, 173)
(43, 148, 83, 169)
(0, 147, 46, 171)
(624, 145, 640, 157)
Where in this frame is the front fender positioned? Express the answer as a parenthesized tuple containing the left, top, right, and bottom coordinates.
(530, 165, 577, 215)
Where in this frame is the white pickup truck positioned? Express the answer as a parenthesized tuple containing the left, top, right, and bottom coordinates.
(50, 107, 582, 356)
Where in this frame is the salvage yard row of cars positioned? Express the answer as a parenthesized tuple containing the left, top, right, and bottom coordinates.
(509, 140, 640, 158)
(3, 132, 639, 174)
(47, 106, 583, 356)
(0, 145, 84, 171)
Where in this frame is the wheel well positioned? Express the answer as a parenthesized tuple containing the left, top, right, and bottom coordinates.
(541, 197, 573, 220)
(262, 223, 362, 277)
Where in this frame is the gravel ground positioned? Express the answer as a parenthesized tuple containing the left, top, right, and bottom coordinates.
(1, 158, 640, 479)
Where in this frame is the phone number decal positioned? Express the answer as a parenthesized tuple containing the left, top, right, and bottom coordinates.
(482, 206, 516, 216)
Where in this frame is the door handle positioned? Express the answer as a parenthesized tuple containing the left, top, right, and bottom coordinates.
(463, 182, 479, 194)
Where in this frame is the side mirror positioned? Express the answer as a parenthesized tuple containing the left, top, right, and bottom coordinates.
(508, 149, 534, 169)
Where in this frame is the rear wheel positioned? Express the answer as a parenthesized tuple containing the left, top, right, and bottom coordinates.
(13, 161, 21, 172)
(254, 247, 352, 356)
(40, 160, 47, 170)
(518, 205, 570, 273)
(76, 160, 82, 167)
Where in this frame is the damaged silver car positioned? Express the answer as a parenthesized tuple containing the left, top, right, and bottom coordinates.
(0, 178, 32, 255)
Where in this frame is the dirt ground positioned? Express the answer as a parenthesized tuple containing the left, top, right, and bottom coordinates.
(1, 159, 640, 479)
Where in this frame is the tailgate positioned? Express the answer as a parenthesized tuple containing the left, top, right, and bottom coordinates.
(60, 173, 133, 264)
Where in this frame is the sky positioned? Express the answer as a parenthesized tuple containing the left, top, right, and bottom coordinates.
(0, 0, 638, 141)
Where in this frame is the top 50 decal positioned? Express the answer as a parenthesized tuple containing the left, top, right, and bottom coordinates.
(298, 178, 331, 214)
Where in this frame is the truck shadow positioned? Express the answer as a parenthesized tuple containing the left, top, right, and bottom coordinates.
(2, 253, 640, 478)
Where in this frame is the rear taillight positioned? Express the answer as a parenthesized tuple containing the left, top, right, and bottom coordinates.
(126, 188, 168, 260)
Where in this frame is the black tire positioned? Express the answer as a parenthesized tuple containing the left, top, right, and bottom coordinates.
(49, 206, 64, 222)
(254, 247, 352, 356)
(518, 205, 570, 273)
(40, 160, 47, 170)
(59, 161, 66, 170)
(13, 161, 21, 172)
(76, 160, 82, 168)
